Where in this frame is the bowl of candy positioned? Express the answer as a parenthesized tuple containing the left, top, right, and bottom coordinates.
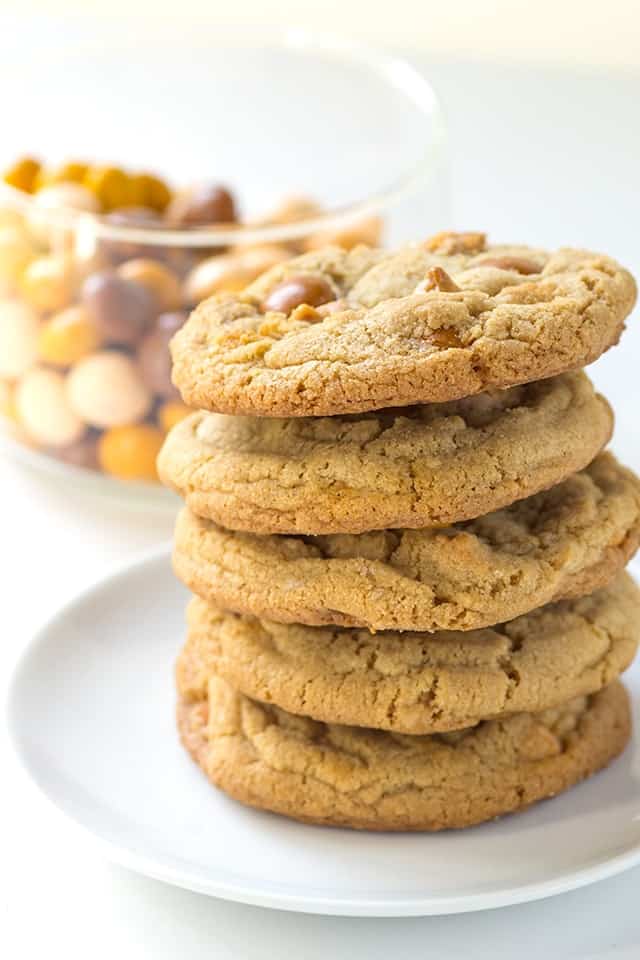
(0, 28, 447, 507)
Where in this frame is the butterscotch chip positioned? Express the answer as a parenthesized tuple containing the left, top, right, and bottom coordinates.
(176, 674, 631, 831)
(178, 573, 640, 735)
(173, 454, 640, 632)
(170, 239, 636, 416)
(418, 266, 461, 293)
(289, 303, 322, 323)
(427, 327, 463, 348)
(158, 372, 613, 535)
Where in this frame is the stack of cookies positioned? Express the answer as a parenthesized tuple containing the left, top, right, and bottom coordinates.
(159, 231, 640, 831)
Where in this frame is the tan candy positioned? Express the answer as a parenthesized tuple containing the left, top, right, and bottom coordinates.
(303, 215, 383, 251)
(66, 351, 151, 428)
(183, 245, 289, 305)
(0, 207, 27, 229)
(0, 299, 40, 379)
(16, 368, 85, 446)
(33, 182, 100, 215)
(261, 195, 322, 225)
(28, 183, 100, 248)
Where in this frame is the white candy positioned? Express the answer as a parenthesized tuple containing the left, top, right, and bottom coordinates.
(0, 299, 40, 379)
(32, 183, 100, 215)
(66, 351, 152, 428)
(16, 368, 85, 447)
(28, 183, 100, 248)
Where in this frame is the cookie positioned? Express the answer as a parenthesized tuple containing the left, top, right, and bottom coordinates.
(174, 453, 640, 631)
(177, 672, 631, 831)
(158, 371, 612, 535)
(178, 572, 639, 735)
(170, 236, 636, 416)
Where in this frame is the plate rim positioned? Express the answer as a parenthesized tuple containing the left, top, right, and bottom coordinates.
(7, 547, 640, 918)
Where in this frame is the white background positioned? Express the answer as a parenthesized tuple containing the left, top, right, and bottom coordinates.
(2, 6, 640, 957)
(9, 0, 640, 70)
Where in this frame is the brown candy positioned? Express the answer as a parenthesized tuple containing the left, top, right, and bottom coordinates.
(82, 270, 156, 345)
(167, 184, 236, 227)
(54, 431, 100, 471)
(117, 258, 182, 311)
(262, 273, 336, 314)
(136, 311, 186, 399)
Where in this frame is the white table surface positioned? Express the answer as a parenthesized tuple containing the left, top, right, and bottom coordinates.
(3, 45, 640, 958)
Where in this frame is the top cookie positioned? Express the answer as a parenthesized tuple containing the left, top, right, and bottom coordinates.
(170, 233, 636, 416)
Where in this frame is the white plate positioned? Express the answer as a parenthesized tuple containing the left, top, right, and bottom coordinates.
(7, 550, 640, 917)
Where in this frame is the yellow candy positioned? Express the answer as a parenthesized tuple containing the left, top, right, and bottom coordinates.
(32, 169, 49, 192)
(83, 166, 131, 212)
(0, 207, 26, 229)
(0, 226, 36, 295)
(129, 173, 172, 212)
(3, 156, 41, 193)
(34, 162, 90, 191)
(20, 255, 77, 313)
(0, 379, 17, 421)
(98, 423, 164, 482)
(38, 305, 101, 366)
(158, 400, 191, 433)
(0, 300, 40, 379)
(51, 162, 89, 184)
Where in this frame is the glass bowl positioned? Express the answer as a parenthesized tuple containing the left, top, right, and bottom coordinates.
(0, 24, 448, 508)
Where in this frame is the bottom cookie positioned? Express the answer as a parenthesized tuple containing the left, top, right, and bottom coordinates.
(177, 674, 631, 832)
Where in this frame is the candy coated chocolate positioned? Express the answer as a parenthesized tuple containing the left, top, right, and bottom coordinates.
(82, 270, 155, 345)
(136, 311, 186, 399)
(168, 184, 236, 226)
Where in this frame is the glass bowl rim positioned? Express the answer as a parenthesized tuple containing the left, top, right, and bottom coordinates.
(0, 28, 447, 249)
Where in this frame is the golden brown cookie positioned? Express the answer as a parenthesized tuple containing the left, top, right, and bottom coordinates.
(174, 453, 640, 631)
(177, 672, 631, 831)
(170, 237, 636, 416)
(158, 372, 612, 535)
(178, 573, 640, 735)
